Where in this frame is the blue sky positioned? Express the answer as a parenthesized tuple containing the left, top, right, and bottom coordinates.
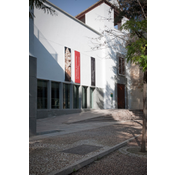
(48, 0, 99, 17)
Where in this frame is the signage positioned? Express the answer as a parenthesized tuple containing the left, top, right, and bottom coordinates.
(65, 47, 71, 82)
(91, 57, 95, 86)
(75, 51, 80, 84)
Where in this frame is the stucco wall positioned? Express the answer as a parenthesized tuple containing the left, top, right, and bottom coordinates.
(86, 3, 114, 33)
(33, 3, 105, 88)
(31, 1, 142, 112)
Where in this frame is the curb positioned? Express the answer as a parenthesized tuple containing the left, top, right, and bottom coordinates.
(48, 134, 141, 175)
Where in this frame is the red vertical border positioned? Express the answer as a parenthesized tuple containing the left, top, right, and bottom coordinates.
(75, 51, 80, 84)
(0, 0, 29, 175)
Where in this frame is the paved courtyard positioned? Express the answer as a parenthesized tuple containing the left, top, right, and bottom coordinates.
(29, 110, 145, 175)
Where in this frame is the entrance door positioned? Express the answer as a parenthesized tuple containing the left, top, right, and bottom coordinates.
(117, 84, 125, 109)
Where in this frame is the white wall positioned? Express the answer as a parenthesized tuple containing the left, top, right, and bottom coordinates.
(33, 3, 105, 88)
(31, 1, 137, 110)
(86, 3, 114, 33)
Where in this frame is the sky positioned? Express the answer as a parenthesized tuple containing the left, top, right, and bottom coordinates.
(48, 0, 100, 17)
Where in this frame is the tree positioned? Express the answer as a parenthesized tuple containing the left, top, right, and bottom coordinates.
(117, 0, 147, 152)
(29, 0, 57, 19)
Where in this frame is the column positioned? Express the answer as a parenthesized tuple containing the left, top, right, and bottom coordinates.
(79, 85, 82, 109)
(87, 86, 90, 108)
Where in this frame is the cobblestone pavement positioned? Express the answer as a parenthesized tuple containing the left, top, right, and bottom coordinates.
(71, 136, 147, 175)
(29, 121, 142, 175)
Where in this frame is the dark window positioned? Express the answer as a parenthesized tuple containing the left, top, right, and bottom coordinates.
(51, 82, 59, 109)
(82, 86, 87, 108)
(63, 84, 70, 109)
(37, 80, 47, 109)
(73, 85, 79, 108)
(119, 57, 125, 75)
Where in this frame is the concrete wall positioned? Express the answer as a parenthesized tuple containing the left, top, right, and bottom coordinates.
(29, 56, 37, 136)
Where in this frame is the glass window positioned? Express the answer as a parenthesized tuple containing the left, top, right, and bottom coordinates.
(37, 80, 47, 109)
(73, 85, 79, 108)
(82, 86, 87, 108)
(51, 82, 59, 109)
(63, 84, 70, 109)
(119, 57, 125, 75)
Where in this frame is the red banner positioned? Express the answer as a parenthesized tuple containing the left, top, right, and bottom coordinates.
(75, 51, 80, 84)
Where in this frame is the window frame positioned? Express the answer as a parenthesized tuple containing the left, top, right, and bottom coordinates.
(118, 56, 125, 76)
(37, 79, 48, 109)
(51, 81, 60, 109)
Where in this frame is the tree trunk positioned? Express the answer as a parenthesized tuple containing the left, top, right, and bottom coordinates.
(141, 71, 147, 152)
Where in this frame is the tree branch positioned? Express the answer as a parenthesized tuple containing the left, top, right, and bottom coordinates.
(137, 0, 147, 19)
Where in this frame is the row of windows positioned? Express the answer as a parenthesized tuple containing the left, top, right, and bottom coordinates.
(37, 80, 95, 109)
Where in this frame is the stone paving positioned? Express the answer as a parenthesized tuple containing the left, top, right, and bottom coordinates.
(70, 135, 147, 175)
(29, 110, 145, 175)
(118, 146, 147, 158)
(29, 120, 143, 175)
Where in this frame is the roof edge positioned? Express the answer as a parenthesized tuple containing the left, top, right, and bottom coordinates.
(75, 0, 119, 19)
(45, 0, 102, 36)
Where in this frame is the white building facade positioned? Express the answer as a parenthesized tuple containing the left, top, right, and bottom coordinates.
(29, 0, 143, 127)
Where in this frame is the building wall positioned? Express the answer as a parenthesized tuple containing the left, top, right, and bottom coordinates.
(85, 3, 114, 33)
(34, 3, 105, 88)
(30, 1, 142, 119)
(32, 2, 110, 118)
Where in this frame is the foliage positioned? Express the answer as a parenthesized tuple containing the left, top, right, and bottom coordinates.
(121, 18, 147, 72)
(115, 0, 147, 21)
(29, 0, 56, 19)
(115, 0, 147, 152)
(111, 0, 147, 72)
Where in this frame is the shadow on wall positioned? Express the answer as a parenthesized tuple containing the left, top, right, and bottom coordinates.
(34, 25, 58, 60)
(29, 25, 76, 122)
(105, 82, 114, 109)
(96, 87, 104, 109)
(33, 25, 73, 83)
(96, 82, 113, 109)
(90, 28, 143, 109)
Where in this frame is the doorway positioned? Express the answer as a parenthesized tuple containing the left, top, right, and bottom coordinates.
(117, 84, 125, 109)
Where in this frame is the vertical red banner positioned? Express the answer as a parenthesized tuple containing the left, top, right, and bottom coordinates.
(75, 51, 80, 84)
